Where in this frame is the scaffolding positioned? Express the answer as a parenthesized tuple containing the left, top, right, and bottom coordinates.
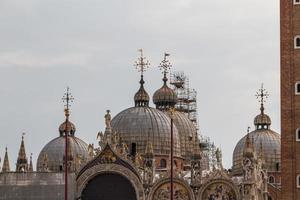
(170, 71, 218, 171)
(170, 72, 198, 129)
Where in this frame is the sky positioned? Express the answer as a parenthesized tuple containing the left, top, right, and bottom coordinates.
(0, 0, 280, 169)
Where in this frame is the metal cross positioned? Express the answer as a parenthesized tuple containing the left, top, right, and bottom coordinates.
(255, 83, 269, 104)
(134, 49, 150, 76)
(62, 87, 74, 110)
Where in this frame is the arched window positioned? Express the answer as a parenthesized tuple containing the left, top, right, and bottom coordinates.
(160, 159, 167, 168)
(269, 176, 275, 184)
(295, 82, 300, 94)
(296, 128, 300, 141)
(294, 0, 300, 5)
(297, 174, 300, 188)
(295, 36, 300, 48)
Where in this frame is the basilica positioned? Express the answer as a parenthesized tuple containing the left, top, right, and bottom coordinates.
(0, 50, 281, 200)
(1, 0, 300, 199)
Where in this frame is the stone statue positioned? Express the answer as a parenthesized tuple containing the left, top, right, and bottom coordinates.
(88, 144, 94, 160)
(104, 110, 111, 129)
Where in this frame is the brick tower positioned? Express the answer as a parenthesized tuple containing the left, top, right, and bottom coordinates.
(281, 0, 300, 199)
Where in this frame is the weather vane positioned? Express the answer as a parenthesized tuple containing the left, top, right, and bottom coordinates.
(255, 83, 269, 104)
(62, 87, 74, 111)
(158, 53, 171, 74)
(134, 49, 150, 76)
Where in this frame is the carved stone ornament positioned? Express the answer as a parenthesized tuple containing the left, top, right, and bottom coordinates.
(148, 178, 194, 200)
(199, 179, 239, 200)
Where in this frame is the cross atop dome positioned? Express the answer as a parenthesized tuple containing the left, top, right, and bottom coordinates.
(133, 49, 150, 107)
(62, 87, 74, 117)
(255, 83, 269, 114)
(134, 49, 150, 76)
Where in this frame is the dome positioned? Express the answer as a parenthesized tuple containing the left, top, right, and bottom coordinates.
(153, 74, 177, 109)
(254, 113, 271, 127)
(165, 111, 196, 159)
(232, 129, 280, 174)
(59, 121, 76, 136)
(111, 106, 181, 157)
(37, 135, 88, 172)
(153, 84, 177, 108)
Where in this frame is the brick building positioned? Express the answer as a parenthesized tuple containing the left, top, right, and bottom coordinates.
(280, 0, 300, 199)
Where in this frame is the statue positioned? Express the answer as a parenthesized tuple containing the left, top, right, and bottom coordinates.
(104, 110, 111, 129)
(88, 144, 94, 160)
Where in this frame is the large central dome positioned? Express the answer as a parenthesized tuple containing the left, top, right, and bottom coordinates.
(111, 106, 181, 157)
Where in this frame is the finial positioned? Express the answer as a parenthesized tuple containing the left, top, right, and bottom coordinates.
(134, 49, 150, 77)
(255, 83, 269, 114)
(158, 53, 171, 84)
(62, 87, 74, 119)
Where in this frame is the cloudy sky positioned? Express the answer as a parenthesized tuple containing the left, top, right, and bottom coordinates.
(0, 0, 280, 169)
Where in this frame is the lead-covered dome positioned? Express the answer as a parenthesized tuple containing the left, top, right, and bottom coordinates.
(111, 106, 181, 157)
(232, 102, 280, 175)
(37, 119, 88, 172)
(171, 111, 196, 159)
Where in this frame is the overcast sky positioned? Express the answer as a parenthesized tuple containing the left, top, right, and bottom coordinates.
(0, 0, 280, 169)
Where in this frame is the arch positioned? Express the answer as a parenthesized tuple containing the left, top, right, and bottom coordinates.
(268, 175, 275, 184)
(77, 164, 145, 200)
(198, 179, 240, 200)
(297, 174, 300, 188)
(295, 36, 300, 48)
(296, 128, 300, 141)
(148, 177, 195, 200)
(81, 173, 136, 200)
(295, 81, 300, 94)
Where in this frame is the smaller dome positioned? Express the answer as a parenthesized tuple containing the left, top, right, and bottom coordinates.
(134, 75, 150, 107)
(59, 121, 76, 136)
(153, 75, 177, 109)
(254, 113, 271, 126)
(37, 136, 88, 172)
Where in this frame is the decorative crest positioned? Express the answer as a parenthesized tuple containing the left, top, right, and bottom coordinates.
(134, 49, 150, 76)
(158, 53, 172, 79)
(255, 84, 269, 114)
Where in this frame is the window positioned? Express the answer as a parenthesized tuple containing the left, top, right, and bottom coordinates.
(269, 176, 275, 184)
(295, 36, 300, 49)
(297, 175, 300, 188)
(160, 159, 167, 168)
(296, 129, 300, 141)
(295, 82, 300, 94)
(294, 0, 300, 5)
(130, 143, 137, 157)
(276, 162, 280, 172)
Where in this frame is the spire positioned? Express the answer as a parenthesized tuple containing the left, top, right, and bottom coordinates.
(2, 146, 10, 172)
(243, 127, 256, 158)
(59, 87, 76, 136)
(28, 153, 33, 172)
(16, 133, 28, 172)
(254, 84, 271, 129)
(153, 53, 177, 110)
(134, 49, 150, 107)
